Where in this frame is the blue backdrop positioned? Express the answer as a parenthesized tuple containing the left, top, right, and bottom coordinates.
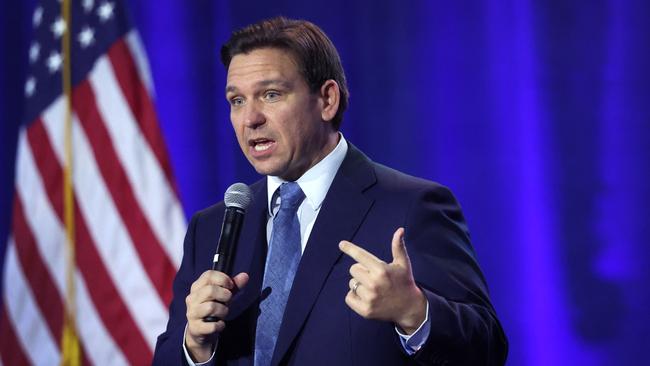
(2, 1, 649, 365)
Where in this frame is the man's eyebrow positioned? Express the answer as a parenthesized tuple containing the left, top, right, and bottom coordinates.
(225, 79, 292, 94)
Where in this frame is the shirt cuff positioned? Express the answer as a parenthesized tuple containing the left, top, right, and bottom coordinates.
(182, 323, 217, 365)
(395, 299, 431, 355)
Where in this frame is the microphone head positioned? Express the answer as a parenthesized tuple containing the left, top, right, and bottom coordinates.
(224, 183, 253, 211)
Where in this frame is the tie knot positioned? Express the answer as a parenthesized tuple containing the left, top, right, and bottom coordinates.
(278, 182, 305, 211)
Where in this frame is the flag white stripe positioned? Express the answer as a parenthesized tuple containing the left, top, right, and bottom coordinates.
(40, 97, 66, 163)
(3, 239, 60, 365)
(70, 114, 167, 348)
(125, 30, 155, 96)
(15, 130, 128, 365)
(89, 56, 184, 267)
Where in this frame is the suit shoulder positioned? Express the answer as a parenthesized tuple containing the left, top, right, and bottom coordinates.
(191, 201, 224, 224)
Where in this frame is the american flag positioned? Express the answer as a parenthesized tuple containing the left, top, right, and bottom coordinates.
(0, 0, 185, 364)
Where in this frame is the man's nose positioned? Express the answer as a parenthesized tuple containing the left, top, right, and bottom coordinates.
(243, 102, 266, 128)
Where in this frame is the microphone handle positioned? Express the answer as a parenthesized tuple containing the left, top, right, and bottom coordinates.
(204, 206, 245, 323)
(213, 207, 244, 273)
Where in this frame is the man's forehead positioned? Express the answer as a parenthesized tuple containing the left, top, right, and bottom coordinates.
(225, 49, 302, 93)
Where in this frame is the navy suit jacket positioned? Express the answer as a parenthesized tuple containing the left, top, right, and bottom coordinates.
(153, 145, 508, 365)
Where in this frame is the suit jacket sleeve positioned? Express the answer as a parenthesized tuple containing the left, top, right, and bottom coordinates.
(405, 184, 508, 365)
(153, 212, 210, 366)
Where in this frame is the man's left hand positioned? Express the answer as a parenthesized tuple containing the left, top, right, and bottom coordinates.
(339, 227, 427, 335)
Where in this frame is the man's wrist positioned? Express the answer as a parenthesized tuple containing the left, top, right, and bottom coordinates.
(396, 287, 427, 335)
(184, 327, 216, 363)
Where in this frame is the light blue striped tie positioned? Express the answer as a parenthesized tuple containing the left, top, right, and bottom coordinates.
(254, 182, 305, 366)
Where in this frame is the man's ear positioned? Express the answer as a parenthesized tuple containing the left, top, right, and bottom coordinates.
(319, 79, 340, 122)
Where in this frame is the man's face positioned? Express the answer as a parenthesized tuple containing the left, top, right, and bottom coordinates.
(226, 48, 333, 181)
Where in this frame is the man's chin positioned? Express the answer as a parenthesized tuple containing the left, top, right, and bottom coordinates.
(254, 165, 304, 181)
(251, 162, 284, 178)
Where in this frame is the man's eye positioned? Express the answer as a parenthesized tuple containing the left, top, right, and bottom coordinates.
(230, 97, 244, 106)
(264, 91, 281, 101)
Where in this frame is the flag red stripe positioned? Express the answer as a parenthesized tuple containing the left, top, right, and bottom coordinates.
(11, 193, 64, 345)
(72, 80, 176, 305)
(28, 119, 152, 364)
(0, 301, 30, 365)
(108, 38, 180, 197)
(26, 119, 64, 218)
(0, 302, 30, 366)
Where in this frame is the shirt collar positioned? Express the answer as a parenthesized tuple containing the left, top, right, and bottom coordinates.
(267, 133, 348, 215)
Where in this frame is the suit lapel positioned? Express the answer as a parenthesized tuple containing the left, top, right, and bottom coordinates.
(271, 145, 377, 365)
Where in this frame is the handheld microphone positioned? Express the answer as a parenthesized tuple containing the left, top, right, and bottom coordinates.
(204, 182, 252, 323)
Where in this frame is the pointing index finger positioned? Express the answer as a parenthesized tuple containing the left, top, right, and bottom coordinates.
(339, 240, 384, 270)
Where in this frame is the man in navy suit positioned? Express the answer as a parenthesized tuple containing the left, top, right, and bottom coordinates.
(153, 17, 507, 365)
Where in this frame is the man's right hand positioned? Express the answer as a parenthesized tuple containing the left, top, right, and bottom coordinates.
(185, 270, 250, 362)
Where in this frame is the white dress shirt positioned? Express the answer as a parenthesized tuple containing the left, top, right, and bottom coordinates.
(184, 134, 429, 365)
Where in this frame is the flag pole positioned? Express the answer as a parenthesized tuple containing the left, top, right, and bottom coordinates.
(60, 0, 81, 364)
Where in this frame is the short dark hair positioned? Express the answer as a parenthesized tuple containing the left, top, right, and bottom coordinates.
(221, 17, 349, 129)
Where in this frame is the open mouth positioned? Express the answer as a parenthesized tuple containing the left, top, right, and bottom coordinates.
(249, 138, 276, 152)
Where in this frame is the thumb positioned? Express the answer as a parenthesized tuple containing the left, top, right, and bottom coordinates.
(390, 227, 409, 265)
(232, 272, 250, 291)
